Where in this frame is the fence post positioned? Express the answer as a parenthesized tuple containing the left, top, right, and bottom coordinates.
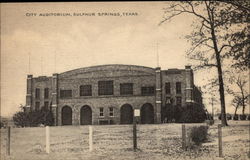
(46, 126, 50, 154)
(133, 117, 137, 151)
(89, 126, 93, 152)
(182, 124, 186, 150)
(6, 126, 10, 155)
(218, 124, 223, 157)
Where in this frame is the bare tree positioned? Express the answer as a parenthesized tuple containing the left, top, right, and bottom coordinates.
(160, 1, 249, 126)
(231, 97, 241, 118)
(227, 71, 249, 116)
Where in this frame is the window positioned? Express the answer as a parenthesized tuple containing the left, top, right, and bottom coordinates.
(141, 86, 155, 95)
(60, 90, 72, 98)
(176, 97, 182, 105)
(165, 82, 171, 94)
(176, 82, 182, 94)
(35, 88, 40, 99)
(99, 107, 104, 117)
(80, 85, 92, 96)
(120, 83, 133, 95)
(35, 102, 40, 110)
(44, 101, 49, 110)
(98, 81, 113, 95)
(44, 88, 49, 99)
(109, 107, 114, 117)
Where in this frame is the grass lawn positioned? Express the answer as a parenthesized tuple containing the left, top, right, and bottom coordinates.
(0, 120, 249, 160)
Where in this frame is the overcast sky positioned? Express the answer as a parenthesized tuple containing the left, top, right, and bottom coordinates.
(1, 2, 247, 117)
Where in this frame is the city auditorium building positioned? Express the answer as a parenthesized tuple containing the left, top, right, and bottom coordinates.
(25, 64, 203, 125)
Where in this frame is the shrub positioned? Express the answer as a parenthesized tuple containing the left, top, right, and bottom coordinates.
(13, 107, 54, 127)
(218, 114, 231, 120)
(0, 121, 4, 128)
(227, 114, 232, 120)
(205, 120, 214, 126)
(178, 104, 207, 123)
(240, 114, 247, 120)
(233, 114, 239, 120)
(188, 125, 209, 146)
(163, 104, 182, 122)
(218, 114, 221, 120)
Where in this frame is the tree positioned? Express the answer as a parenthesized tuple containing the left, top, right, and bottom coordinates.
(231, 96, 241, 118)
(13, 111, 29, 127)
(222, 1, 250, 70)
(159, 1, 248, 126)
(226, 70, 249, 116)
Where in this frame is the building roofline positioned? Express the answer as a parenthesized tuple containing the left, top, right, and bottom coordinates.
(59, 64, 156, 75)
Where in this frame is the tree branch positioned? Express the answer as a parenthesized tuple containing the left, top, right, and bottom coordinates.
(218, 44, 233, 54)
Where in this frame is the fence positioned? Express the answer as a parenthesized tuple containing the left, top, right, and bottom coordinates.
(1, 122, 239, 159)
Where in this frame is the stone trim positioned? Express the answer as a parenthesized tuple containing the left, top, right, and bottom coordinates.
(156, 101, 162, 104)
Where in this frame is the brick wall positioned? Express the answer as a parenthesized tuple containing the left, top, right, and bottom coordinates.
(26, 64, 200, 125)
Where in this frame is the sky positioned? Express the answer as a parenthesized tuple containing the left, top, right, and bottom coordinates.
(1, 2, 248, 117)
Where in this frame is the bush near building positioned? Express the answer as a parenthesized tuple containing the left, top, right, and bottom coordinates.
(0, 121, 3, 128)
(164, 103, 206, 123)
(13, 107, 54, 127)
(178, 103, 207, 123)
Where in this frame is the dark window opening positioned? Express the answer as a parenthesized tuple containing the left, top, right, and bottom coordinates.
(44, 101, 49, 110)
(44, 88, 49, 99)
(120, 83, 133, 95)
(165, 82, 171, 94)
(99, 120, 109, 125)
(141, 86, 155, 95)
(109, 107, 114, 117)
(35, 88, 40, 99)
(176, 82, 182, 94)
(100, 107, 104, 117)
(98, 81, 113, 95)
(35, 102, 40, 111)
(80, 85, 92, 96)
(60, 90, 72, 98)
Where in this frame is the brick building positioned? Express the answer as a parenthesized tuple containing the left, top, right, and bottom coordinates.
(25, 64, 203, 125)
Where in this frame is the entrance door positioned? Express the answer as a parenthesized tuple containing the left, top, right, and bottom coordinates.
(141, 103, 154, 124)
(62, 106, 72, 125)
(80, 105, 92, 125)
(120, 104, 133, 124)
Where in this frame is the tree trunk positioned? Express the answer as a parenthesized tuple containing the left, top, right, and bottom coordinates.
(206, 4, 228, 126)
(211, 36, 228, 126)
(240, 89, 245, 115)
(234, 105, 238, 117)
